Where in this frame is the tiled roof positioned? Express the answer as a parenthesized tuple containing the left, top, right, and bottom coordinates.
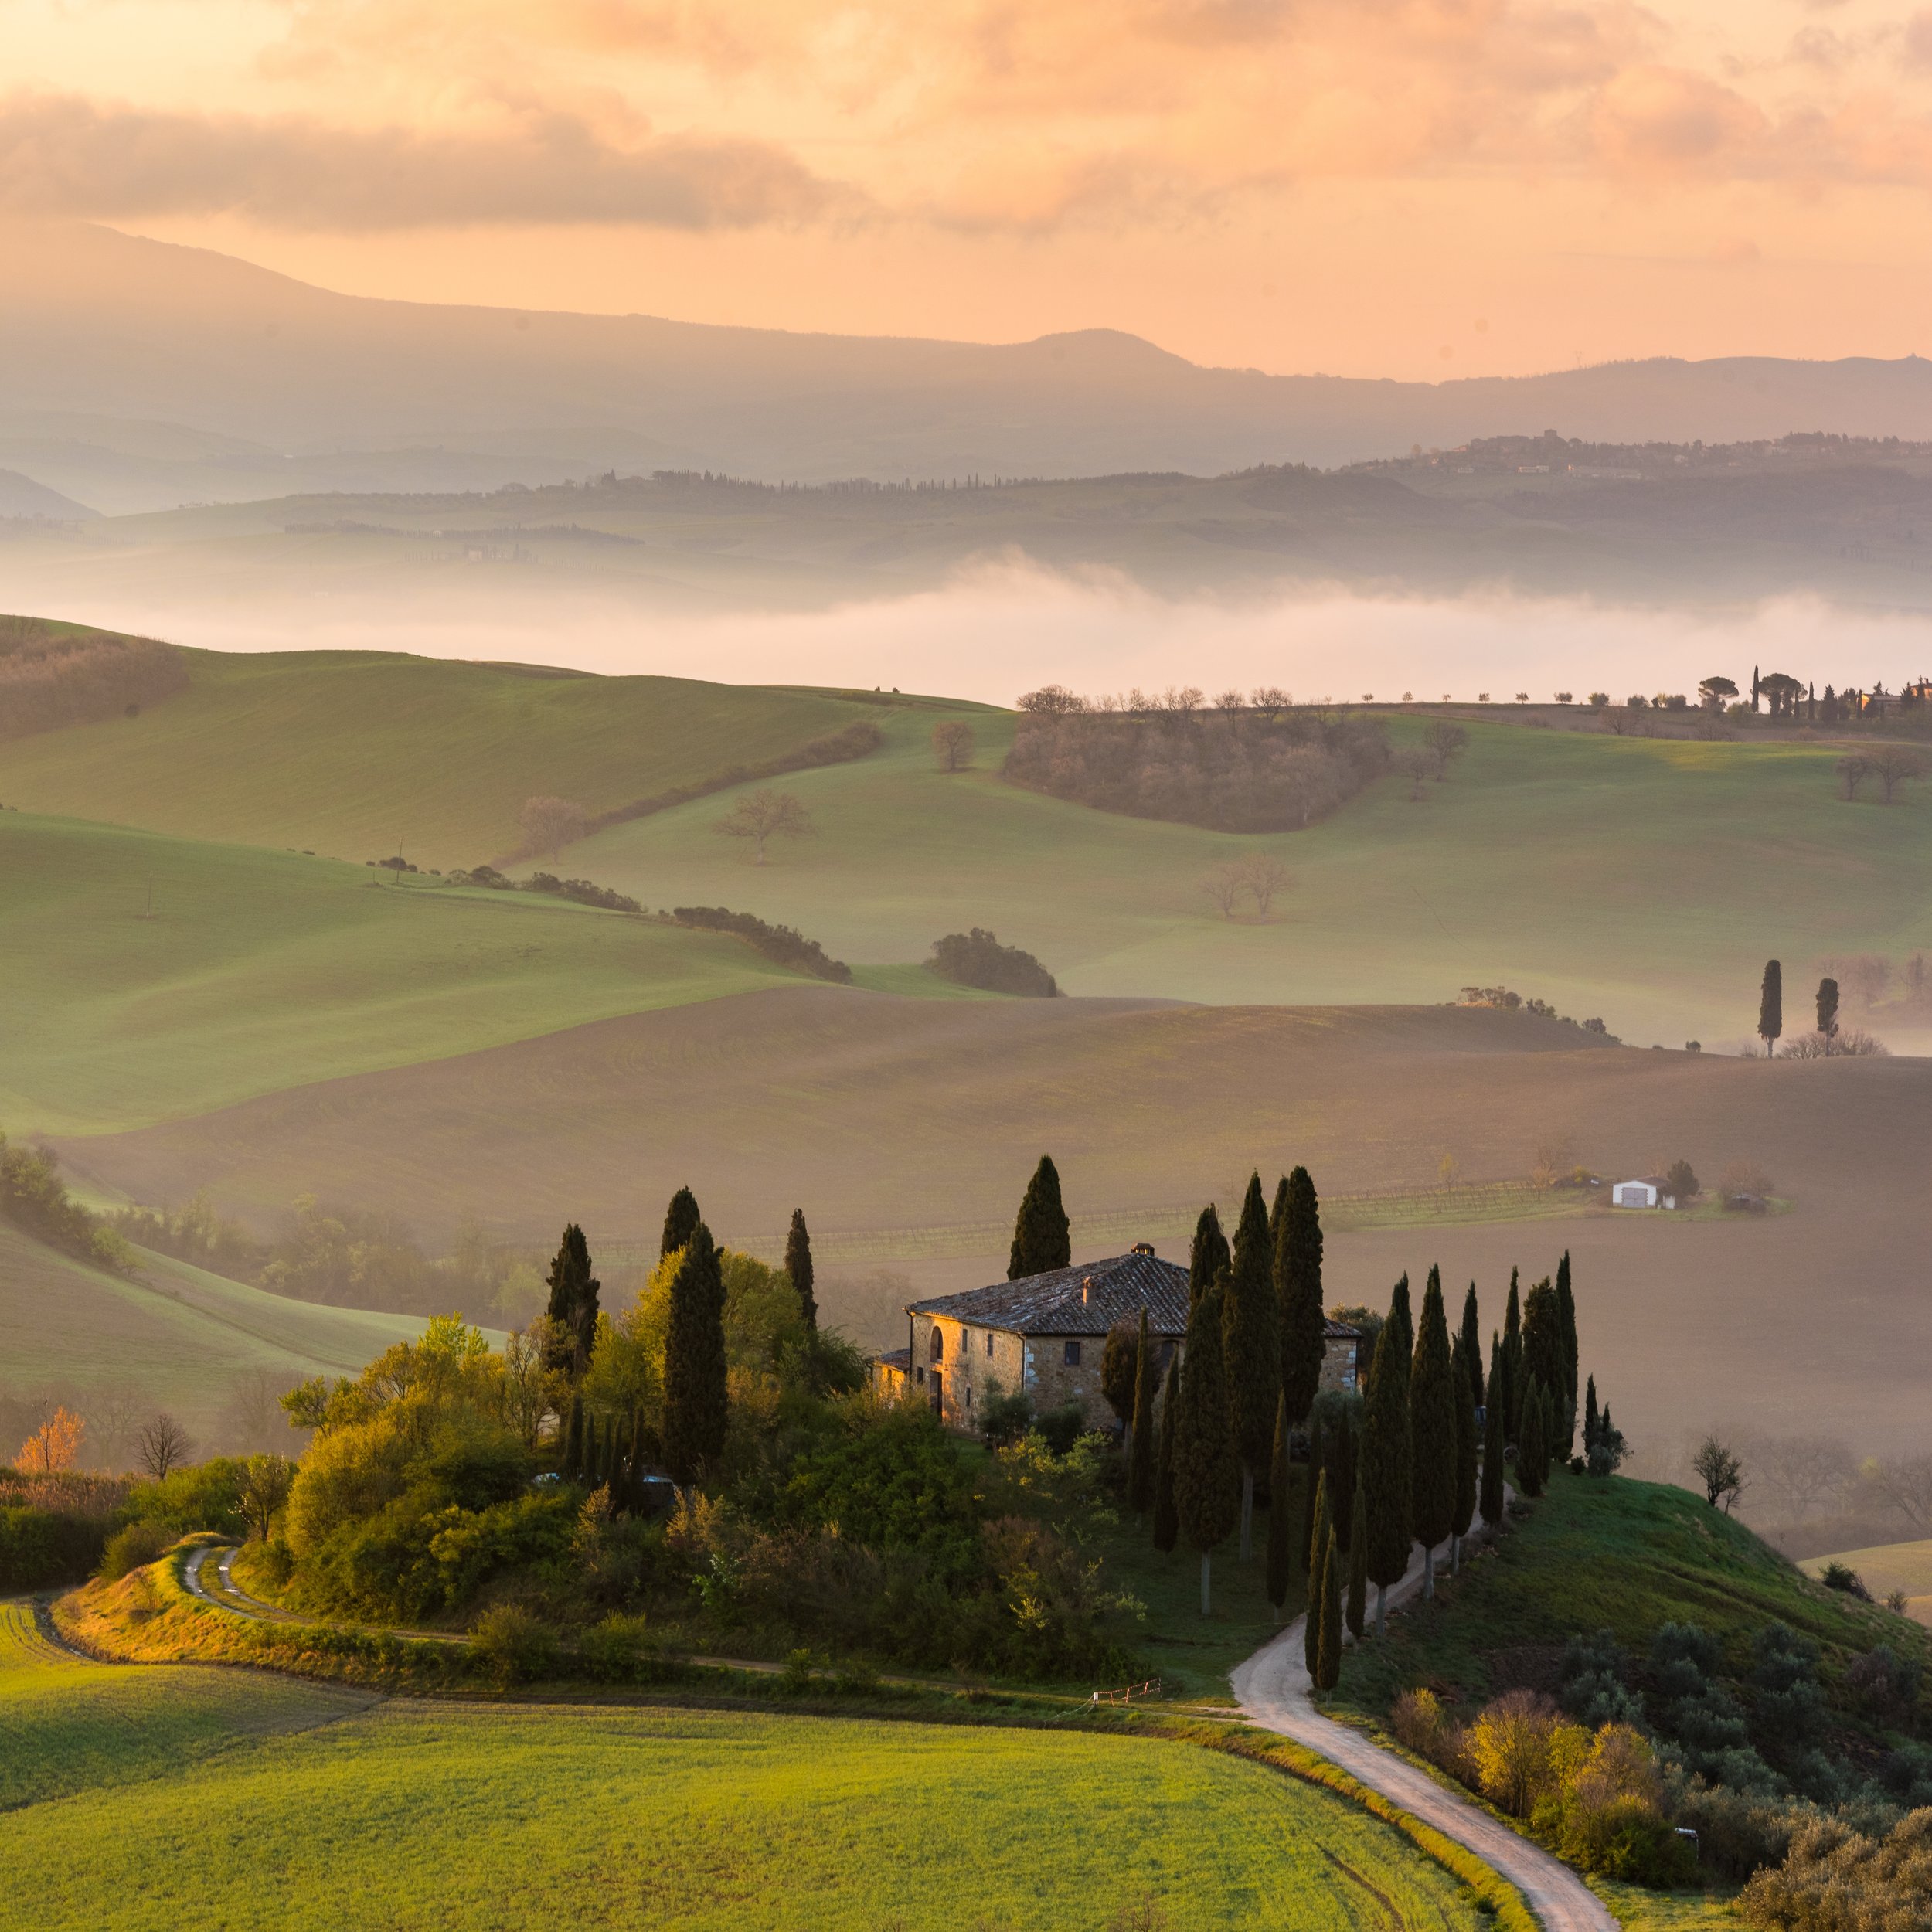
(908, 1251, 1193, 1338)
(1325, 1317, 1362, 1339)
(874, 1346, 912, 1371)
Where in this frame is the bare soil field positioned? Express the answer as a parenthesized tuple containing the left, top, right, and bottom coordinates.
(56, 988, 1930, 1456)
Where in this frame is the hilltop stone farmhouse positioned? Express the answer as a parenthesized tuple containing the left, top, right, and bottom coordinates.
(872, 1244, 1363, 1433)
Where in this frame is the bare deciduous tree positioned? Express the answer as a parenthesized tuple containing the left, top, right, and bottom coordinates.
(1837, 754, 1872, 801)
(1236, 851, 1291, 916)
(1423, 720, 1470, 777)
(1394, 747, 1432, 799)
(1743, 1434, 1856, 1529)
(1692, 1434, 1745, 1512)
(1017, 685, 1084, 716)
(1868, 744, 1928, 804)
(1529, 1137, 1576, 1190)
(138, 1412, 191, 1480)
(88, 1381, 148, 1471)
(502, 1320, 560, 1449)
(1202, 862, 1243, 919)
(520, 794, 587, 860)
(1869, 1454, 1932, 1534)
(931, 719, 975, 772)
(236, 1453, 294, 1541)
(1249, 685, 1293, 721)
(714, 787, 814, 864)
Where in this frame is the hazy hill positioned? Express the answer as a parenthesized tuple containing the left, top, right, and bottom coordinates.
(13, 220, 1932, 511)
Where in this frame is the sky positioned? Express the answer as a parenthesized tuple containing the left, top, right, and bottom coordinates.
(7, 0, 1932, 378)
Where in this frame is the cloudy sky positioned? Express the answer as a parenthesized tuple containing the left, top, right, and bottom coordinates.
(7, 0, 1932, 376)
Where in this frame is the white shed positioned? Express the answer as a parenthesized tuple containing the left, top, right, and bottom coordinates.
(1612, 1178, 1675, 1209)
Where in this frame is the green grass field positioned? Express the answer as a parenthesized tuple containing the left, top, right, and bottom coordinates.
(0, 645, 881, 869)
(0, 1603, 1484, 1932)
(0, 1224, 458, 1439)
(0, 811, 803, 1134)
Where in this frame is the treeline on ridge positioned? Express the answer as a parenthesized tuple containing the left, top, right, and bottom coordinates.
(0, 614, 188, 740)
(672, 906, 852, 983)
(1004, 685, 1389, 832)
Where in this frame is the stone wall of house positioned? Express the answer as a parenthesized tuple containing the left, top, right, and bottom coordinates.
(909, 1311, 1182, 1432)
(1318, 1334, 1360, 1396)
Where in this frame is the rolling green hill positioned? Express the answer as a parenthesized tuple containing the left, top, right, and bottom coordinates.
(0, 1224, 451, 1440)
(0, 812, 804, 1135)
(0, 643, 886, 869)
(0, 1600, 1485, 1932)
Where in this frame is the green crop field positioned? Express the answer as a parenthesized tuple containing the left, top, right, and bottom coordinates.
(0, 1224, 455, 1438)
(0, 644, 885, 869)
(0, 1604, 1484, 1932)
(0, 812, 802, 1135)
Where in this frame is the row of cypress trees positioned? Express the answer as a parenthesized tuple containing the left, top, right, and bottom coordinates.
(541, 1189, 821, 1488)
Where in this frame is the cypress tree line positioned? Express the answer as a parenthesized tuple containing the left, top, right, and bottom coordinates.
(1187, 1204, 1230, 1307)
(1265, 1395, 1292, 1619)
(1174, 1282, 1241, 1614)
(1460, 1283, 1484, 1410)
(1304, 1468, 1331, 1673)
(1275, 1166, 1328, 1427)
(1128, 1312, 1157, 1513)
(564, 1393, 583, 1481)
(1583, 1375, 1599, 1451)
(662, 1222, 729, 1485)
(784, 1209, 818, 1329)
(1223, 1172, 1281, 1560)
(543, 1224, 602, 1378)
(1152, 1355, 1181, 1553)
(1555, 1252, 1579, 1457)
(1522, 1277, 1565, 1430)
(1347, 1483, 1368, 1640)
(1386, 1274, 1414, 1371)
(1410, 1269, 1457, 1598)
(1328, 1411, 1358, 1554)
(1302, 1417, 1324, 1576)
(1007, 1155, 1071, 1280)
(1480, 1343, 1506, 1529)
(1759, 958, 1784, 1058)
(1519, 1376, 1547, 1497)
(1315, 1527, 1342, 1691)
(1360, 1289, 1413, 1634)
(1502, 1270, 1523, 1439)
(1449, 1331, 1478, 1573)
(625, 1411, 646, 1512)
(660, 1187, 701, 1259)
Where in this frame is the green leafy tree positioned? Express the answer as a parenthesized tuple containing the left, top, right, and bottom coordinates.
(783, 1209, 818, 1329)
(1315, 1527, 1342, 1690)
(1347, 1482, 1368, 1639)
(236, 1453, 294, 1542)
(1304, 1468, 1331, 1673)
(1007, 1155, 1071, 1280)
(1187, 1203, 1229, 1307)
(1128, 1312, 1156, 1515)
(1502, 1270, 1523, 1440)
(1519, 1375, 1548, 1498)
(1265, 1393, 1292, 1619)
(1152, 1355, 1181, 1553)
(1174, 1284, 1241, 1614)
(1275, 1166, 1327, 1426)
(1449, 1331, 1478, 1573)
(1460, 1282, 1483, 1410)
(1410, 1268, 1457, 1598)
(1760, 958, 1783, 1058)
(660, 1187, 701, 1260)
(543, 1223, 601, 1378)
(1360, 1286, 1413, 1634)
(1223, 1172, 1281, 1560)
(662, 1222, 728, 1485)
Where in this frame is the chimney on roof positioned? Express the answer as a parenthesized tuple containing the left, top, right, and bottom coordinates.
(1131, 1241, 1154, 1257)
(1082, 1276, 1094, 1304)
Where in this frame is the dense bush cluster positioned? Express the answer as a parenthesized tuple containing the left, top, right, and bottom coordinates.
(1004, 687, 1389, 832)
(0, 1134, 133, 1274)
(447, 865, 642, 913)
(0, 617, 188, 740)
(1743, 1809, 1932, 1931)
(928, 929, 1057, 997)
(672, 906, 852, 983)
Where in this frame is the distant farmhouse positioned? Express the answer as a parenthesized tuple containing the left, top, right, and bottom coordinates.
(1611, 1176, 1679, 1209)
(874, 1244, 1362, 1432)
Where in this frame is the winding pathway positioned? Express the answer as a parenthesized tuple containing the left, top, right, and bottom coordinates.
(1230, 1536, 1615, 1932)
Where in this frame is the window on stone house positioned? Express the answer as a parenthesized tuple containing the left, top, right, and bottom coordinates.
(1063, 1340, 1081, 1366)
(930, 1328, 943, 1362)
(965, 1384, 973, 1410)
(985, 1332, 995, 1358)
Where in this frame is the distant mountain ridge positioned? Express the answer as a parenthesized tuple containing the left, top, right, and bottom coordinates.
(6, 219, 1932, 512)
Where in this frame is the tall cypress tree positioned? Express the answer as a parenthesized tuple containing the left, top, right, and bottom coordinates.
(1223, 1172, 1281, 1560)
(1519, 1376, 1548, 1498)
(1315, 1527, 1342, 1690)
(1522, 1277, 1564, 1438)
(1410, 1269, 1457, 1599)
(1304, 1468, 1331, 1673)
(625, 1410, 645, 1512)
(1128, 1311, 1156, 1515)
(1360, 1292, 1413, 1634)
(1152, 1355, 1181, 1553)
(1007, 1155, 1071, 1281)
(1330, 1412, 1358, 1554)
(543, 1224, 602, 1378)
(1449, 1331, 1478, 1574)
(1555, 1252, 1579, 1456)
(1265, 1395, 1292, 1619)
(1174, 1283, 1241, 1614)
(1302, 1417, 1324, 1576)
(662, 1221, 728, 1485)
(660, 1187, 701, 1259)
(1759, 958, 1784, 1058)
(784, 1209, 818, 1329)
(1276, 1166, 1327, 1427)
(1583, 1374, 1600, 1452)
(1502, 1270, 1523, 1440)
(1460, 1283, 1484, 1411)
(1481, 1342, 1506, 1529)
(563, 1392, 583, 1481)
(1187, 1204, 1230, 1308)
(1347, 1482, 1368, 1640)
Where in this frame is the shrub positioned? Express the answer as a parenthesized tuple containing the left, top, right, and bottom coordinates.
(1034, 1403, 1088, 1458)
(0, 1505, 108, 1587)
(1742, 1810, 1932, 1931)
(927, 929, 1058, 997)
(470, 1602, 556, 1684)
(978, 1386, 1034, 1448)
(670, 906, 851, 983)
(97, 1519, 171, 1580)
(1820, 1560, 1870, 1599)
(1466, 1690, 1581, 1815)
(577, 1611, 656, 1682)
